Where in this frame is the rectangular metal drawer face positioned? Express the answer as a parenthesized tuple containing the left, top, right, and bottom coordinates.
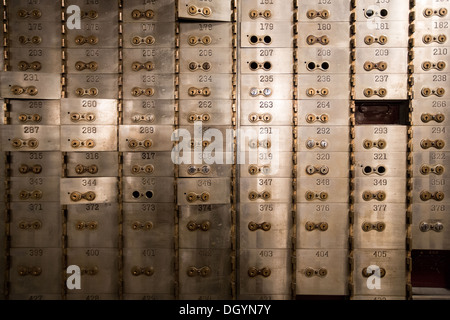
(353, 126, 407, 153)
(66, 248, 119, 294)
(239, 203, 292, 249)
(240, 1, 295, 22)
(297, 204, 349, 249)
(354, 0, 410, 22)
(240, 22, 294, 48)
(296, 249, 348, 296)
(9, 22, 61, 48)
(241, 74, 293, 100)
(240, 178, 293, 204)
(412, 126, 450, 152)
(64, 0, 120, 21)
(179, 249, 232, 296)
(177, 178, 230, 205)
(355, 48, 409, 74)
(123, 48, 176, 74)
(119, 125, 173, 152)
(413, 74, 450, 100)
(353, 203, 407, 249)
(239, 249, 291, 296)
(297, 126, 350, 152)
(178, 162, 232, 178)
(175, 127, 235, 160)
(123, 0, 176, 22)
(354, 22, 409, 48)
(354, 152, 406, 178)
(66, 49, 119, 74)
(10, 177, 60, 202)
(240, 99, 293, 126)
(123, 248, 175, 294)
(412, 178, 450, 204)
(297, 47, 350, 74)
(412, 203, 450, 250)
(6, 99, 60, 125)
(297, 22, 351, 48)
(297, 0, 351, 22)
(354, 73, 408, 100)
(297, 178, 350, 203)
(123, 152, 173, 177)
(353, 249, 406, 296)
(10, 202, 62, 248)
(60, 99, 118, 125)
(413, 1, 450, 20)
(61, 125, 117, 152)
(2, 125, 61, 152)
(413, 20, 450, 48)
(9, 47, 61, 73)
(66, 152, 119, 178)
(66, 25, 119, 49)
(411, 102, 449, 127)
(297, 74, 351, 100)
(60, 177, 118, 204)
(123, 177, 174, 203)
(123, 203, 175, 249)
(9, 248, 62, 295)
(179, 74, 233, 100)
(413, 47, 450, 75)
(9, 0, 61, 23)
(179, 100, 233, 126)
(180, 47, 233, 74)
(66, 203, 119, 248)
(411, 102, 450, 121)
(354, 178, 407, 204)
(240, 152, 293, 178)
(412, 152, 450, 180)
(296, 152, 349, 178)
(240, 48, 293, 74)
(239, 126, 293, 153)
(178, 0, 232, 22)
(123, 74, 175, 100)
(122, 99, 175, 126)
(297, 99, 351, 126)
(123, 22, 175, 49)
(179, 204, 232, 249)
(179, 23, 233, 48)
(9, 151, 61, 177)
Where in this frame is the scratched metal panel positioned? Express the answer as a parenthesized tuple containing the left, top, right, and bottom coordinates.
(178, 0, 232, 22)
(123, 0, 176, 22)
(9, 248, 62, 295)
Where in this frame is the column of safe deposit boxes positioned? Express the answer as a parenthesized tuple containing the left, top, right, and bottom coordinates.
(296, 1, 351, 297)
(177, 0, 235, 300)
(121, 1, 176, 300)
(62, 0, 120, 300)
(238, 0, 294, 300)
(411, 0, 450, 269)
(352, 0, 409, 299)
(1, 0, 62, 299)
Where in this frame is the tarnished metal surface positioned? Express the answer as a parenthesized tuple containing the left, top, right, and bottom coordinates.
(0, 0, 446, 302)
